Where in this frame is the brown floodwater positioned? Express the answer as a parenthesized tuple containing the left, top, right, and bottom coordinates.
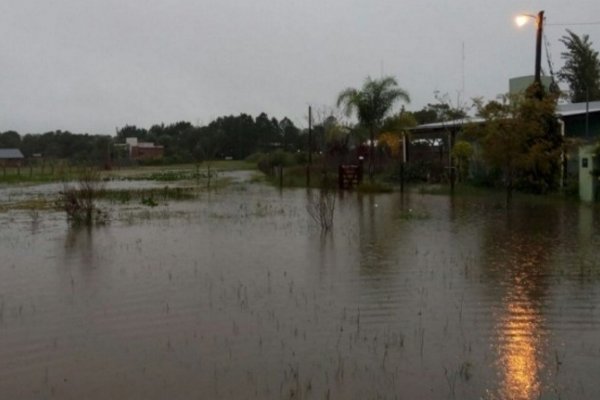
(1, 177, 600, 399)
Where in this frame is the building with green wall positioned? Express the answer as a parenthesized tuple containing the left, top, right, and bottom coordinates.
(557, 101, 600, 201)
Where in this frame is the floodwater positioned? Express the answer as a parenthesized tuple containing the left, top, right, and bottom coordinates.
(1, 177, 600, 399)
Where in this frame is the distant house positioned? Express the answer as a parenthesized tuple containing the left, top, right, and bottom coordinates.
(408, 100, 600, 190)
(125, 138, 164, 161)
(0, 148, 25, 167)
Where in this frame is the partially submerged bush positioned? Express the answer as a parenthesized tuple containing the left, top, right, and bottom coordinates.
(141, 195, 159, 207)
(307, 189, 336, 232)
(451, 141, 474, 182)
(256, 150, 296, 175)
(306, 172, 336, 232)
(60, 168, 108, 225)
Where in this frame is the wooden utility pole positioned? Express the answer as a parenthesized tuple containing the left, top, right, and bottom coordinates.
(308, 106, 312, 165)
(306, 105, 312, 187)
(534, 10, 544, 87)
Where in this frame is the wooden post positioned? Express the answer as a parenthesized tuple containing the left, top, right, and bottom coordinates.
(279, 165, 283, 189)
(400, 163, 404, 193)
(449, 130, 455, 193)
(308, 105, 312, 165)
(306, 105, 312, 187)
(207, 162, 211, 189)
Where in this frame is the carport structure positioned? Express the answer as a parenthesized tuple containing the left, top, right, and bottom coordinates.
(406, 118, 483, 186)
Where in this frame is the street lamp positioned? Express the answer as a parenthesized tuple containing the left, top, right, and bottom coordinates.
(515, 10, 544, 87)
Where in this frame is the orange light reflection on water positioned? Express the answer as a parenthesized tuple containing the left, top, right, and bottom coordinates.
(496, 288, 544, 400)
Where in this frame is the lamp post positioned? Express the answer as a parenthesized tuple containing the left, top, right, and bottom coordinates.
(516, 10, 545, 87)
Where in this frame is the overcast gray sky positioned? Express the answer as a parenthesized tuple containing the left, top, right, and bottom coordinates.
(1, 0, 599, 134)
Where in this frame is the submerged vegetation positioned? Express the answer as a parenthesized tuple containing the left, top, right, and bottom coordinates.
(306, 173, 337, 232)
(0, 163, 248, 219)
(3, 172, 600, 399)
(59, 168, 108, 226)
(2, 139, 600, 399)
(101, 186, 196, 205)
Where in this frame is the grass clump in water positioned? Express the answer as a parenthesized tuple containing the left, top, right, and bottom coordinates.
(356, 181, 393, 193)
(59, 168, 108, 226)
(100, 186, 196, 204)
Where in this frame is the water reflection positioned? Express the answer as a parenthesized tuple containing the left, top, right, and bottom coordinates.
(497, 286, 544, 399)
(2, 184, 600, 399)
(64, 226, 97, 267)
(578, 205, 594, 244)
(483, 206, 556, 400)
(61, 225, 116, 290)
(355, 192, 413, 273)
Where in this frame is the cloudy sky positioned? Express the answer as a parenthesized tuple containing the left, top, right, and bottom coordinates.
(1, 0, 599, 134)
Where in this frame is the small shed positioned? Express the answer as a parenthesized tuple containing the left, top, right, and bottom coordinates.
(0, 148, 25, 167)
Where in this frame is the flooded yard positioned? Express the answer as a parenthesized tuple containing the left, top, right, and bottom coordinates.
(1, 177, 600, 399)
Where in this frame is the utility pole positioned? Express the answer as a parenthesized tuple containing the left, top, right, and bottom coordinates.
(306, 105, 312, 187)
(308, 105, 312, 165)
(534, 10, 544, 87)
(586, 86, 590, 138)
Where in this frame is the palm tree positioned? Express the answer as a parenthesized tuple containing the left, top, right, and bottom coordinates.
(337, 76, 410, 180)
(558, 30, 600, 103)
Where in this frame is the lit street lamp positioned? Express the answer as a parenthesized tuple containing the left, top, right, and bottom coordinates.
(516, 10, 545, 87)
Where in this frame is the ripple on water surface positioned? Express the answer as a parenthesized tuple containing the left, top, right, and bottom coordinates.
(1, 186, 600, 399)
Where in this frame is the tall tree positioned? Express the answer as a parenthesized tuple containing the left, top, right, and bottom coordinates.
(279, 117, 301, 151)
(0, 131, 21, 149)
(379, 111, 417, 158)
(413, 103, 467, 124)
(466, 88, 561, 204)
(337, 76, 410, 180)
(558, 30, 600, 102)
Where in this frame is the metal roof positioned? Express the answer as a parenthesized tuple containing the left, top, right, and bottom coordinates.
(556, 101, 600, 117)
(411, 101, 600, 132)
(0, 148, 24, 159)
(411, 117, 485, 132)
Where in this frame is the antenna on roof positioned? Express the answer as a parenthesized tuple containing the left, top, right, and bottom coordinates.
(461, 42, 465, 96)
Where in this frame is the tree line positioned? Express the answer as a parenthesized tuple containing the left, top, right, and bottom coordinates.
(115, 113, 305, 163)
(0, 130, 112, 164)
(0, 113, 304, 165)
(0, 105, 462, 166)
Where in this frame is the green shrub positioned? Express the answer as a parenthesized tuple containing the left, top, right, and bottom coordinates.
(245, 152, 265, 163)
(357, 181, 393, 193)
(256, 150, 296, 175)
(294, 152, 308, 164)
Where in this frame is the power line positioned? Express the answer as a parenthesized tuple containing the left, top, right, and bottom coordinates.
(546, 21, 600, 26)
(543, 33, 556, 79)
